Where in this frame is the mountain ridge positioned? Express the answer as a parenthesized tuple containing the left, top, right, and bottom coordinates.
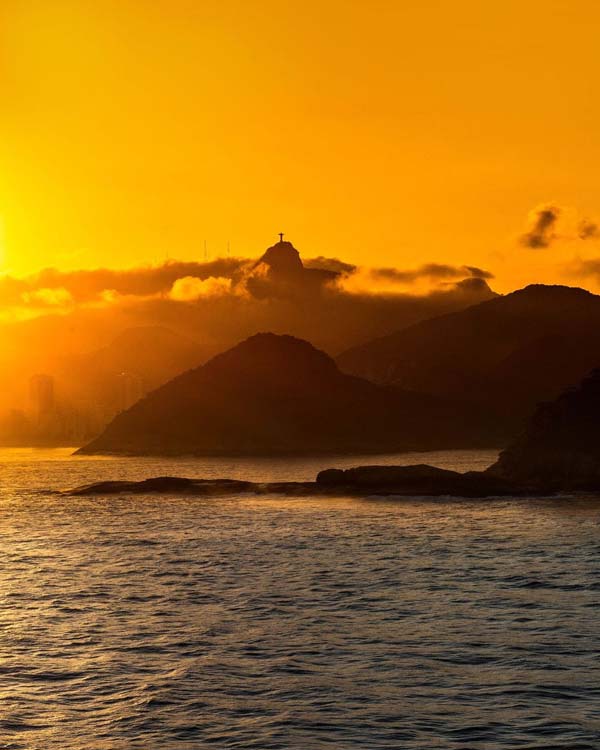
(336, 283, 600, 437)
(76, 332, 486, 456)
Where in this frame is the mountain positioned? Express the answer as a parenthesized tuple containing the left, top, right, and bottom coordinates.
(76, 333, 484, 456)
(245, 239, 339, 298)
(337, 284, 600, 439)
(55, 325, 205, 413)
(75, 326, 204, 389)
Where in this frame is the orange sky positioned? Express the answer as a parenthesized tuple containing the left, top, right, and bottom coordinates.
(2, 0, 600, 292)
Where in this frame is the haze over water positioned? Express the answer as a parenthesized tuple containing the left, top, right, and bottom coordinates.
(1, 448, 599, 749)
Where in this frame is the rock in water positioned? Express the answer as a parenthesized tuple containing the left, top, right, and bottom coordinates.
(317, 464, 521, 497)
(64, 465, 524, 498)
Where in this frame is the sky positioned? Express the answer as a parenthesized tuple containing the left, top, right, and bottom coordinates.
(2, 0, 600, 292)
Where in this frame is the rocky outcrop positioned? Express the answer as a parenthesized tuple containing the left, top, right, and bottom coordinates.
(64, 460, 530, 498)
(316, 464, 524, 496)
(66, 477, 259, 496)
(489, 368, 600, 490)
(63, 467, 523, 498)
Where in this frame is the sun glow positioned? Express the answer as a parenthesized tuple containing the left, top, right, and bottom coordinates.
(1, 1, 600, 292)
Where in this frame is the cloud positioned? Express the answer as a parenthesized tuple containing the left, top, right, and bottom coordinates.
(337, 262, 493, 295)
(304, 257, 357, 275)
(0, 245, 495, 315)
(519, 204, 600, 249)
(520, 204, 561, 249)
(0, 258, 249, 307)
(578, 219, 599, 240)
(0, 243, 497, 362)
(0, 254, 356, 310)
(463, 265, 495, 280)
(20, 287, 74, 308)
(451, 277, 494, 293)
(169, 276, 232, 301)
(368, 263, 494, 284)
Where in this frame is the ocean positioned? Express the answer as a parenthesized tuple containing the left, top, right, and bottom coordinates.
(1, 448, 599, 749)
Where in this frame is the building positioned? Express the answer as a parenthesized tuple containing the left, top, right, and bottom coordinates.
(29, 374, 55, 420)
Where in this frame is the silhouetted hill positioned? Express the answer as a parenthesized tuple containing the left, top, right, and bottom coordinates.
(79, 326, 203, 388)
(77, 333, 485, 456)
(489, 368, 600, 490)
(337, 284, 600, 439)
(246, 240, 338, 298)
(57, 325, 205, 411)
(256, 240, 304, 275)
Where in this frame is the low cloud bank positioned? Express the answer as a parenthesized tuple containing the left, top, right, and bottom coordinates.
(0, 258, 247, 311)
(169, 276, 233, 301)
(368, 263, 493, 283)
(0, 247, 495, 316)
(0, 242, 497, 385)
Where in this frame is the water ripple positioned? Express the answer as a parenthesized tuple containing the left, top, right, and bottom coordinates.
(0, 448, 599, 748)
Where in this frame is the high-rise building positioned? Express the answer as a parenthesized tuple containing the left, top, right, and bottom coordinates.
(29, 374, 55, 419)
(115, 371, 145, 413)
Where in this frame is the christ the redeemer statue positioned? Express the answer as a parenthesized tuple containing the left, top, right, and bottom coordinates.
(278, 232, 284, 242)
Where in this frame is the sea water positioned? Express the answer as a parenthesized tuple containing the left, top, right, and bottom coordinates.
(1, 448, 599, 749)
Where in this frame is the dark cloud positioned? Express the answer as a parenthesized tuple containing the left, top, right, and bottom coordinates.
(0, 258, 249, 307)
(369, 263, 494, 283)
(0, 252, 364, 310)
(520, 205, 560, 249)
(451, 277, 494, 293)
(519, 205, 600, 248)
(578, 219, 600, 240)
(304, 257, 357, 275)
(463, 265, 494, 279)
(0, 228, 498, 315)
